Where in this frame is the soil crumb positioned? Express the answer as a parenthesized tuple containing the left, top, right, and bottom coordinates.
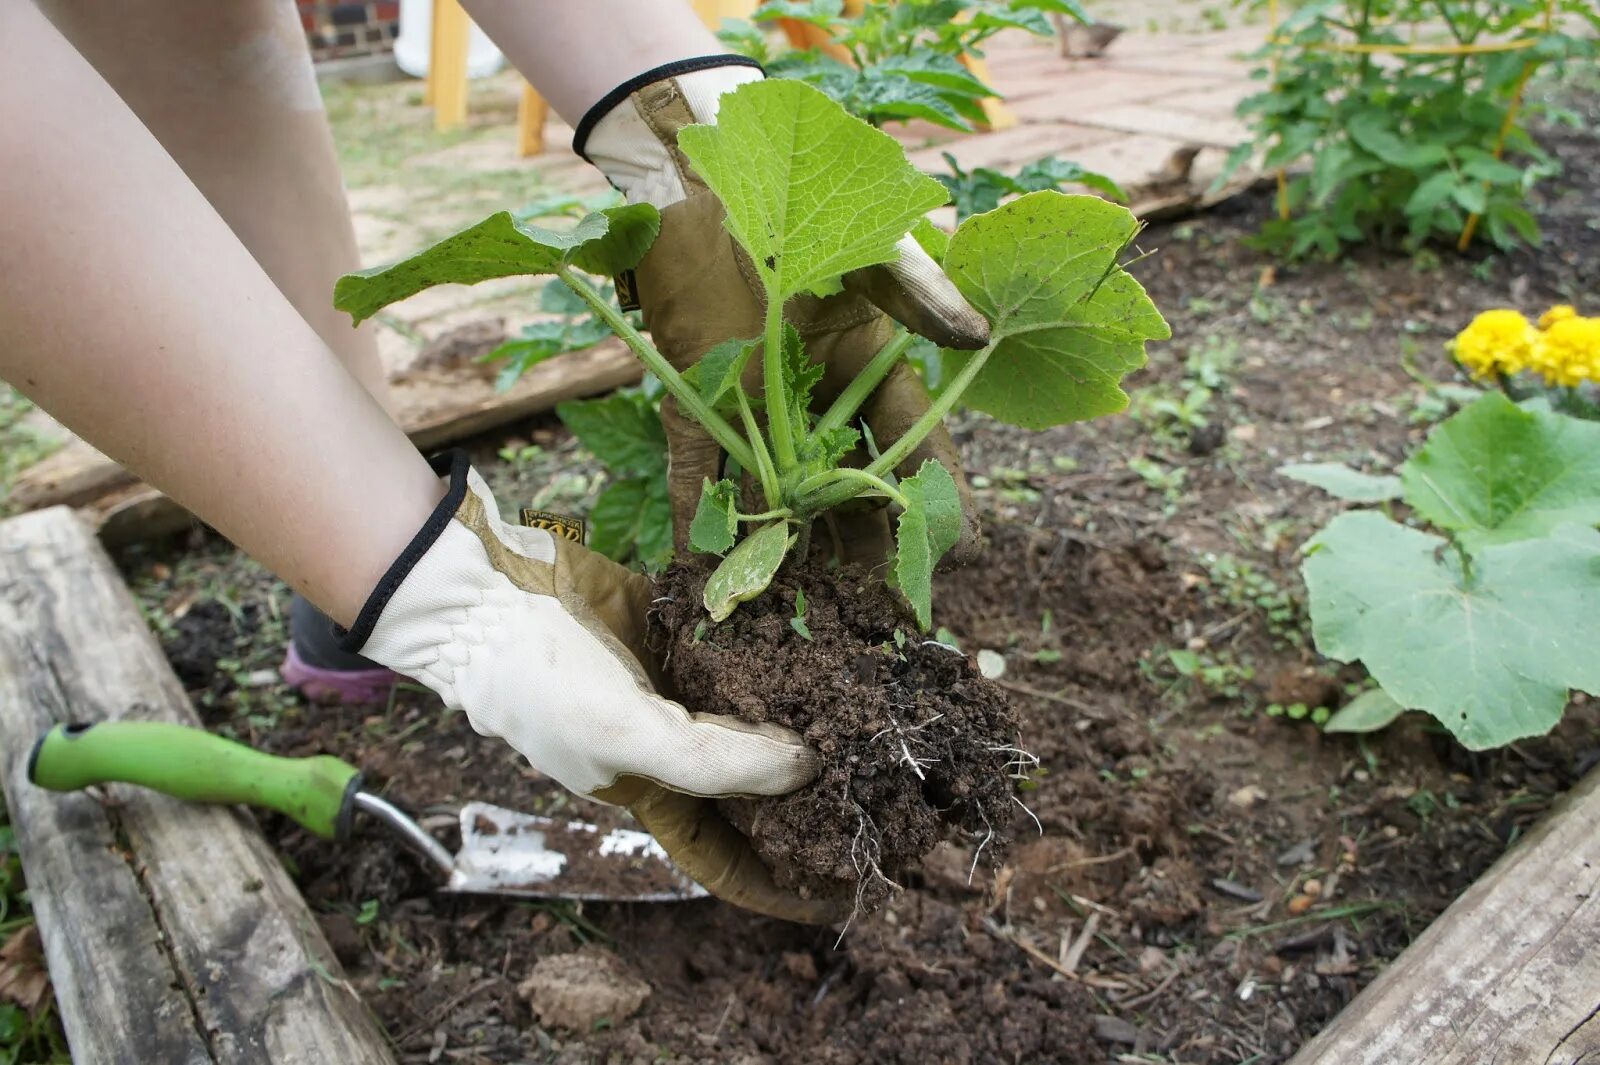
(518, 946, 651, 1032)
(653, 561, 1025, 910)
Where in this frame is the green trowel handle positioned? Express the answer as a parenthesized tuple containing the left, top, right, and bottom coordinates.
(28, 721, 363, 841)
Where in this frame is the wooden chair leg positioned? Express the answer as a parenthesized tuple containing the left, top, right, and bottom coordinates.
(518, 82, 549, 157)
(430, 0, 470, 132)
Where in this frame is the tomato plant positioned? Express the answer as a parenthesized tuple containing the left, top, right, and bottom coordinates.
(1223, 0, 1598, 258)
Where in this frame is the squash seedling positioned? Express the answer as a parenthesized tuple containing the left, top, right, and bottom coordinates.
(334, 80, 1168, 630)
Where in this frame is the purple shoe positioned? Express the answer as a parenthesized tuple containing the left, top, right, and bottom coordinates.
(281, 594, 398, 704)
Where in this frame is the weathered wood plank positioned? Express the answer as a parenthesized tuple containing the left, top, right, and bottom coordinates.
(0, 508, 396, 1065)
(6, 339, 640, 541)
(1289, 767, 1600, 1065)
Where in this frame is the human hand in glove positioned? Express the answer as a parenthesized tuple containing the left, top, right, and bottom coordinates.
(344, 451, 846, 924)
(576, 58, 988, 567)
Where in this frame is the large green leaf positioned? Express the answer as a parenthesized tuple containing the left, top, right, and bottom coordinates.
(1303, 511, 1600, 750)
(894, 460, 962, 629)
(333, 205, 660, 324)
(704, 522, 792, 622)
(678, 80, 948, 303)
(555, 393, 665, 479)
(941, 192, 1169, 429)
(1401, 392, 1600, 550)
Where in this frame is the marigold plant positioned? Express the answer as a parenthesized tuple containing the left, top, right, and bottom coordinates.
(1451, 304, 1600, 389)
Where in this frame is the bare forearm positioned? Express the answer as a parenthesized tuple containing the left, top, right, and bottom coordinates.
(462, 0, 724, 121)
(0, 4, 440, 625)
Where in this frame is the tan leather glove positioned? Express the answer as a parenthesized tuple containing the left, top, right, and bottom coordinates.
(577, 59, 987, 566)
(346, 451, 846, 923)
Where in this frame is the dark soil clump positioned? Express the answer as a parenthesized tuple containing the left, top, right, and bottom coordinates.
(652, 561, 1024, 909)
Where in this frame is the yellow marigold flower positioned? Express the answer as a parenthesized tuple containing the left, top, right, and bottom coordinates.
(1539, 304, 1578, 329)
(1530, 315, 1600, 388)
(1452, 309, 1536, 379)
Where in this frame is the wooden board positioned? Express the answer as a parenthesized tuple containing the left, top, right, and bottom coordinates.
(0, 508, 396, 1065)
(1288, 767, 1600, 1065)
(6, 339, 640, 544)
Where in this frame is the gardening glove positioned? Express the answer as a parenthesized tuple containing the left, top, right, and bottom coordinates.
(342, 451, 847, 924)
(575, 58, 987, 568)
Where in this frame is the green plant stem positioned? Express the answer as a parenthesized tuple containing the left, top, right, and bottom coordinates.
(762, 283, 800, 470)
(865, 333, 998, 477)
(797, 331, 999, 514)
(557, 267, 759, 473)
(737, 390, 782, 508)
(794, 466, 909, 509)
(814, 329, 914, 438)
(736, 507, 793, 522)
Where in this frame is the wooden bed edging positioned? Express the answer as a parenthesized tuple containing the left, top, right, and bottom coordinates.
(6, 340, 641, 545)
(1288, 765, 1600, 1065)
(0, 507, 396, 1065)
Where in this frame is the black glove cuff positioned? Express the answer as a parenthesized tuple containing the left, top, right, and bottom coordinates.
(572, 54, 763, 161)
(338, 449, 470, 653)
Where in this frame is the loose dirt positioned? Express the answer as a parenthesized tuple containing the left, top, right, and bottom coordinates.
(653, 561, 1021, 910)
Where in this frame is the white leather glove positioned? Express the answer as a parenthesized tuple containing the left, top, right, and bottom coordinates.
(343, 450, 815, 802)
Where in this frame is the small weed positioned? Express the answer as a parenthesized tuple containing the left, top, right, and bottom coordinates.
(1128, 456, 1187, 507)
(1149, 647, 1256, 701)
(1201, 553, 1304, 647)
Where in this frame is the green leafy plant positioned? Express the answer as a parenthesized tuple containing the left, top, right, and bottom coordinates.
(1224, 0, 1597, 258)
(555, 384, 675, 572)
(934, 152, 1127, 222)
(723, 0, 1089, 131)
(337, 80, 1166, 627)
(1290, 391, 1600, 749)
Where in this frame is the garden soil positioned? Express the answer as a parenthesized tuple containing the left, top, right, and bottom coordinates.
(652, 561, 1020, 909)
(122, 103, 1600, 1064)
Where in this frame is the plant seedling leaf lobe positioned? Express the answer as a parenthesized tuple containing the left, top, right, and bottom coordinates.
(704, 522, 792, 622)
(333, 205, 660, 324)
(894, 460, 962, 629)
(677, 80, 948, 303)
(941, 192, 1169, 430)
(689, 479, 740, 557)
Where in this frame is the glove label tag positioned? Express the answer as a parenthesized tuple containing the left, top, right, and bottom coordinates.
(613, 270, 641, 312)
(520, 508, 586, 543)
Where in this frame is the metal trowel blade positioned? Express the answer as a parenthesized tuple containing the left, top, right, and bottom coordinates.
(445, 801, 708, 902)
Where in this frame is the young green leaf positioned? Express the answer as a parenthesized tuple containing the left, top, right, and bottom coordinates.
(1303, 511, 1600, 750)
(909, 218, 951, 262)
(941, 192, 1170, 429)
(333, 205, 660, 324)
(1322, 688, 1406, 735)
(780, 322, 825, 433)
(556, 393, 666, 479)
(894, 460, 963, 629)
(687, 338, 757, 408)
(678, 80, 948, 303)
(1279, 462, 1403, 503)
(704, 522, 792, 622)
(1401, 392, 1600, 550)
(689, 478, 740, 556)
